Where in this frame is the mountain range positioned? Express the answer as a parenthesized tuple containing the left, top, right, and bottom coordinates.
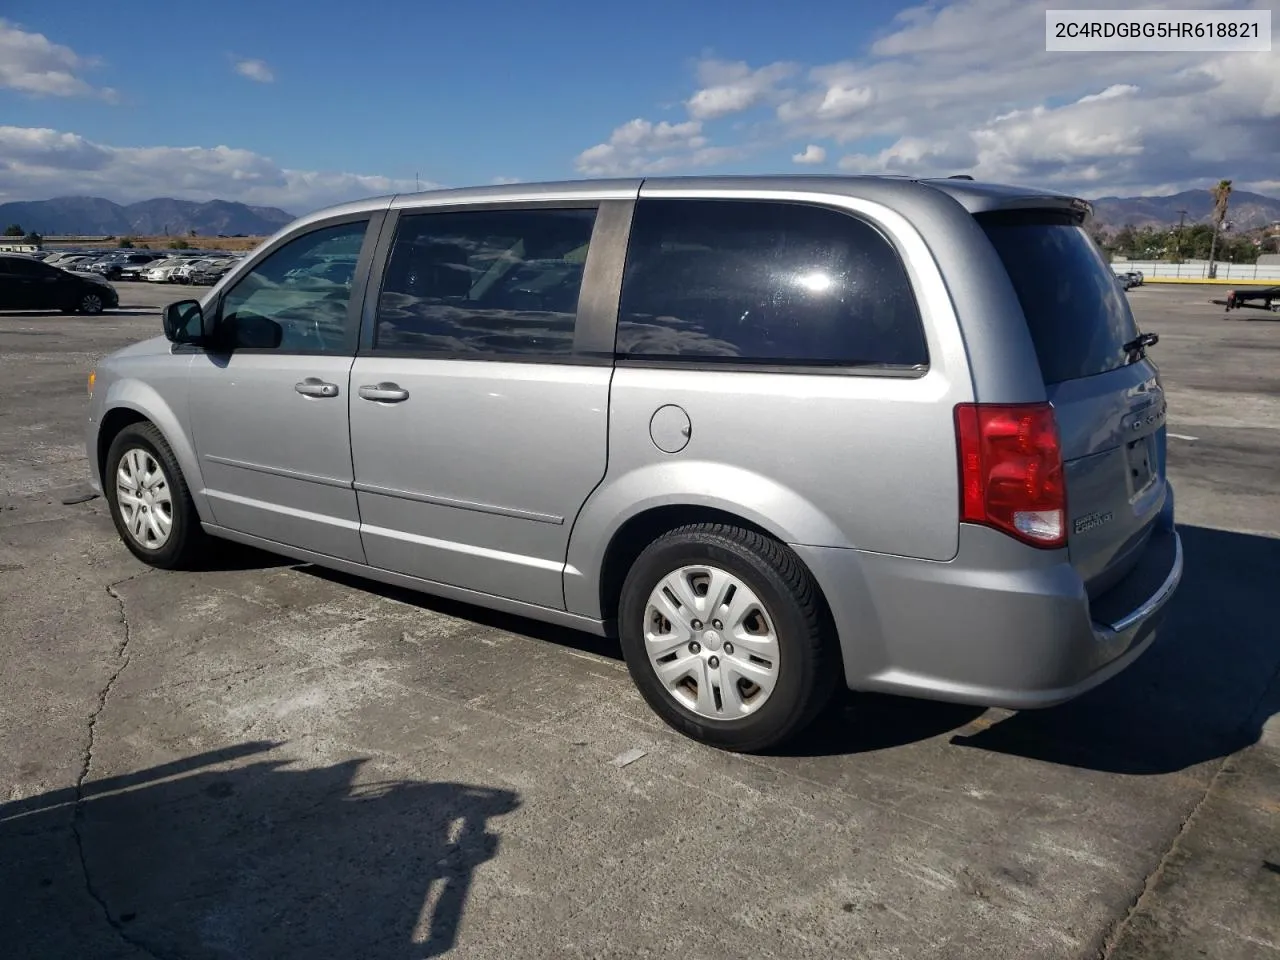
(2, 187, 1278, 238)
(1089, 189, 1280, 232)
(0, 197, 296, 237)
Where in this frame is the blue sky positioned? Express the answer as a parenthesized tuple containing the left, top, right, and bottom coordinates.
(1, 0, 1277, 213)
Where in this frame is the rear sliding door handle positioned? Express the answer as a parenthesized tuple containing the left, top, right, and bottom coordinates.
(358, 382, 410, 403)
(294, 378, 340, 398)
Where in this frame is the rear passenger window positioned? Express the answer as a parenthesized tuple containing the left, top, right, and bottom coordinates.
(375, 208, 596, 356)
(616, 199, 928, 369)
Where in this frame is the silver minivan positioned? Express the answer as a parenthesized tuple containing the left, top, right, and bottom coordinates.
(85, 176, 1183, 752)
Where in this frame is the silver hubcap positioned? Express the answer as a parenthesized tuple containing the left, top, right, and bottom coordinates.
(115, 448, 174, 549)
(644, 564, 780, 720)
(82, 294, 102, 313)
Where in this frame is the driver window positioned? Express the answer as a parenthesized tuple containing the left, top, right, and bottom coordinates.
(220, 220, 369, 352)
(374, 207, 596, 356)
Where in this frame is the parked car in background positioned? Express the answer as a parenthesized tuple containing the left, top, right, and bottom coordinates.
(119, 258, 161, 281)
(85, 175, 1181, 752)
(144, 258, 194, 283)
(94, 253, 164, 280)
(74, 256, 117, 275)
(188, 258, 238, 285)
(173, 258, 221, 284)
(0, 252, 119, 314)
(47, 253, 92, 269)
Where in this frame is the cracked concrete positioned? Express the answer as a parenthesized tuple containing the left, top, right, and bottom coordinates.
(1, 283, 1278, 958)
(1100, 759, 1234, 959)
(71, 575, 160, 960)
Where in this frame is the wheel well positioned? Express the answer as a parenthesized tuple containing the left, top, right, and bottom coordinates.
(97, 408, 149, 480)
(598, 505, 784, 623)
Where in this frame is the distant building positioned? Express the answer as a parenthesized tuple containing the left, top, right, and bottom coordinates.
(0, 242, 40, 253)
(1258, 254, 1280, 265)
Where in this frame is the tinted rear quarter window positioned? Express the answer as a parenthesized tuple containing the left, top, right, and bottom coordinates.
(977, 211, 1140, 385)
(616, 199, 928, 369)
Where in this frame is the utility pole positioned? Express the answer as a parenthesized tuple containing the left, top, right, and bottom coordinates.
(1175, 209, 1187, 263)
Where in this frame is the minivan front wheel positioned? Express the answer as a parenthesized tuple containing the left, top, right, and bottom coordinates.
(618, 523, 838, 752)
(104, 422, 207, 569)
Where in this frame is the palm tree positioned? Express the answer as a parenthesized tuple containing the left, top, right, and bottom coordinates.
(1207, 179, 1232, 278)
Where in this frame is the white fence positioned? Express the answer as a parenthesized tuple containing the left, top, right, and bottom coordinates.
(1112, 260, 1280, 283)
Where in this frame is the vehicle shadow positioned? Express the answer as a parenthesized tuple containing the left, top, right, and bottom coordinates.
(950, 524, 1280, 774)
(0, 741, 520, 959)
(194, 539, 296, 572)
(779, 693, 987, 758)
(301, 565, 627, 664)
(208, 524, 1279, 770)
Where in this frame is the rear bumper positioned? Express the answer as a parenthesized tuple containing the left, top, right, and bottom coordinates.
(795, 496, 1183, 709)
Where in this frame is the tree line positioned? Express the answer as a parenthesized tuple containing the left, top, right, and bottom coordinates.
(3, 224, 42, 244)
(1090, 221, 1268, 264)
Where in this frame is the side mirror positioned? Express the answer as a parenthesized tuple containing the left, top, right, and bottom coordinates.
(162, 299, 208, 344)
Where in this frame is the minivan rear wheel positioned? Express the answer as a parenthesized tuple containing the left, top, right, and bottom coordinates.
(618, 523, 838, 752)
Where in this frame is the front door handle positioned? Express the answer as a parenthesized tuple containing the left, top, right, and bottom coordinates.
(358, 382, 410, 403)
(295, 377, 340, 398)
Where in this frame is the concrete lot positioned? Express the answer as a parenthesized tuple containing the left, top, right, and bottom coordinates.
(1, 281, 1277, 959)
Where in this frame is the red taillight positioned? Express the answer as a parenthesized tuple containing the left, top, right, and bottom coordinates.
(955, 402, 1066, 549)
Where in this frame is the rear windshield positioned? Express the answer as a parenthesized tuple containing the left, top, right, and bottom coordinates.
(977, 211, 1140, 385)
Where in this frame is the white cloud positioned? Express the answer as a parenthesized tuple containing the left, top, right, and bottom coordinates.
(574, 118, 746, 176)
(1076, 84, 1139, 104)
(575, 57, 795, 175)
(839, 136, 969, 174)
(814, 84, 875, 120)
(576, 0, 1279, 196)
(792, 144, 827, 165)
(685, 59, 797, 120)
(0, 19, 116, 100)
(0, 126, 439, 213)
(490, 176, 522, 185)
(233, 58, 274, 83)
(787, 0, 1280, 193)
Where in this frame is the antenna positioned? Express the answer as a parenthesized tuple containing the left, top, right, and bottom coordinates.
(415, 172, 420, 192)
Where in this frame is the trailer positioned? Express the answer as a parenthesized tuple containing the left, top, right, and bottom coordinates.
(1219, 286, 1280, 315)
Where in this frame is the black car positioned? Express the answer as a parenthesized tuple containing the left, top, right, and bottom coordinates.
(0, 253, 120, 314)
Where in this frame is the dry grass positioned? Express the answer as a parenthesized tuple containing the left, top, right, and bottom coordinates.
(44, 235, 268, 252)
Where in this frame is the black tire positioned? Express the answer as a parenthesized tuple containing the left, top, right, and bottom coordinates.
(104, 422, 209, 569)
(77, 292, 105, 315)
(618, 523, 839, 753)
